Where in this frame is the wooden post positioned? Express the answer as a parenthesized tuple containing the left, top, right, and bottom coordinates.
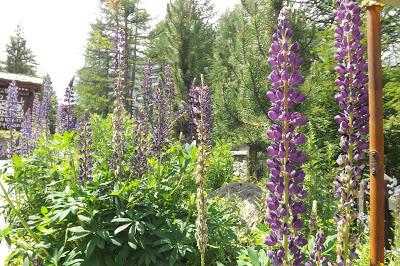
(366, 4, 385, 265)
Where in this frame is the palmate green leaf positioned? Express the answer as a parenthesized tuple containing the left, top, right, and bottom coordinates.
(258, 250, 269, 266)
(50, 209, 70, 223)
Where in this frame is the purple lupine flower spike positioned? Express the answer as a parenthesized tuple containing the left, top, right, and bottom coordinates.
(189, 82, 212, 146)
(41, 79, 52, 136)
(32, 95, 42, 147)
(132, 111, 149, 178)
(333, 1, 368, 265)
(113, 28, 127, 94)
(164, 65, 175, 116)
(56, 77, 77, 133)
(20, 108, 33, 154)
(190, 76, 212, 266)
(5, 81, 19, 157)
(151, 78, 168, 159)
(265, 7, 308, 266)
(77, 111, 93, 185)
(310, 229, 328, 266)
(142, 63, 153, 125)
(110, 27, 126, 178)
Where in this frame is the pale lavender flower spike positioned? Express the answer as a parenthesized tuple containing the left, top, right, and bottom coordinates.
(5, 81, 19, 157)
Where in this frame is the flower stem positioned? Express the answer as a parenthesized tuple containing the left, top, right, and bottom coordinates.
(0, 179, 49, 257)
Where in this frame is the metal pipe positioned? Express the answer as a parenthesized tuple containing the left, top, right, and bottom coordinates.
(366, 4, 385, 265)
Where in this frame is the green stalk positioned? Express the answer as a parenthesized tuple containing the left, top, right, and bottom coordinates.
(0, 179, 50, 257)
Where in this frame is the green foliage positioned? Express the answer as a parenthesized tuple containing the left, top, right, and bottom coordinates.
(383, 66, 400, 178)
(302, 122, 338, 237)
(0, 125, 243, 265)
(236, 246, 270, 266)
(209, 1, 316, 147)
(148, 0, 215, 99)
(206, 141, 234, 190)
(2, 25, 37, 75)
(76, 0, 150, 116)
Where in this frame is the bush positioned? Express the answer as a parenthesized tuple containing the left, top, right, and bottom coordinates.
(206, 141, 234, 190)
(0, 130, 244, 265)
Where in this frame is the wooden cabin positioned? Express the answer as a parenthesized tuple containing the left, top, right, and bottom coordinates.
(0, 72, 43, 130)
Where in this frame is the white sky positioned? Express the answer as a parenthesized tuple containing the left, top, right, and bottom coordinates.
(0, 0, 240, 99)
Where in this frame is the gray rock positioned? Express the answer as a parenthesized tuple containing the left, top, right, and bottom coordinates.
(211, 182, 264, 229)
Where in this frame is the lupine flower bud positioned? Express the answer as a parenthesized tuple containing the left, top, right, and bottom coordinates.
(77, 111, 93, 185)
(309, 200, 318, 230)
(20, 108, 33, 155)
(264, 7, 308, 266)
(190, 76, 212, 266)
(333, 1, 368, 264)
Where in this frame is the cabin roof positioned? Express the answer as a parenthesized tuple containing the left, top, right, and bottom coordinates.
(0, 72, 43, 92)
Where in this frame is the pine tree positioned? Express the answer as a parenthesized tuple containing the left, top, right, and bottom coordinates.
(76, 0, 149, 116)
(148, 0, 215, 100)
(2, 25, 37, 76)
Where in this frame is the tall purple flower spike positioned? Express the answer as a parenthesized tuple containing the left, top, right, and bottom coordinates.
(164, 65, 175, 117)
(112, 27, 127, 95)
(142, 62, 153, 124)
(110, 27, 127, 178)
(5, 81, 19, 157)
(41, 79, 52, 136)
(189, 77, 212, 266)
(132, 111, 149, 178)
(56, 77, 77, 133)
(264, 7, 308, 266)
(309, 229, 328, 266)
(77, 111, 93, 185)
(152, 78, 168, 159)
(333, 0, 368, 265)
(189, 82, 212, 146)
(20, 108, 33, 154)
(32, 95, 43, 147)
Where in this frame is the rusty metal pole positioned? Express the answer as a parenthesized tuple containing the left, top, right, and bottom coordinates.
(366, 4, 385, 265)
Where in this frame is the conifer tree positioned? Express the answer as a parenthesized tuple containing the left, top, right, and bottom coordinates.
(148, 0, 215, 100)
(76, 0, 149, 115)
(2, 25, 37, 76)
